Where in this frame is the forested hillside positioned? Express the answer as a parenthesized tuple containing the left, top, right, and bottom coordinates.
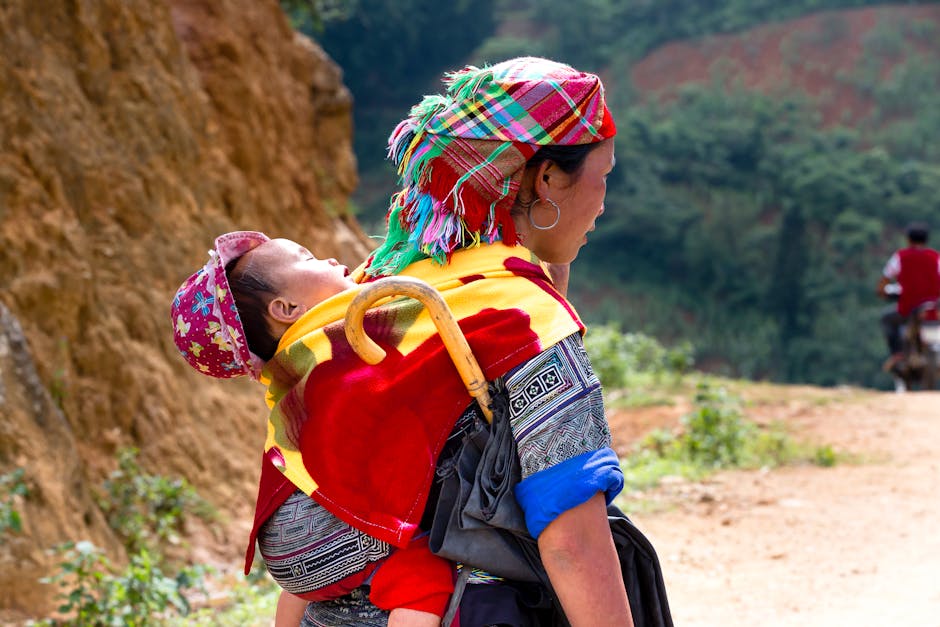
(287, 0, 940, 388)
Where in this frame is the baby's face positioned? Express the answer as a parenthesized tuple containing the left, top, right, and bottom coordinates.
(242, 238, 355, 310)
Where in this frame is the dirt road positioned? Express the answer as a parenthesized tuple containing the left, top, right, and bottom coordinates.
(616, 389, 940, 626)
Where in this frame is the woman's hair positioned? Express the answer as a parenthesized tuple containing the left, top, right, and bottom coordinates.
(525, 143, 598, 178)
(512, 143, 599, 210)
(225, 258, 280, 361)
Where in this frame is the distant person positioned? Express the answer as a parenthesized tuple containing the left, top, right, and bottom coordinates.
(171, 231, 453, 627)
(877, 221, 940, 372)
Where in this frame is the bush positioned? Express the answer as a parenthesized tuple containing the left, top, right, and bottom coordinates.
(170, 576, 279, 627)
(814, 445, 838, 467)
(583, 324, 695, 389)
(33, 450, 218, 624)
(0, 468, 27, 540)
(679, 383, 752, 467)
(97, 448, 215, 555)
(36, 541, 207, 626)
(620, 382, 839, 492)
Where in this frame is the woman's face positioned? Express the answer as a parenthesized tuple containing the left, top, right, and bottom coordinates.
(525, 139, 616, 264)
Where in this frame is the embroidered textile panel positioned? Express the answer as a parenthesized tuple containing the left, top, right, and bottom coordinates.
(502, 333, 612, 478)
(259, 490, 391, 594)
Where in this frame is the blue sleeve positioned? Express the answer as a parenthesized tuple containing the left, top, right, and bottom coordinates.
(513, 447, 624, 539)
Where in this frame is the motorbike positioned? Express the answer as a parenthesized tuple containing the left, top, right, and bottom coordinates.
(885, 283, 940, 392)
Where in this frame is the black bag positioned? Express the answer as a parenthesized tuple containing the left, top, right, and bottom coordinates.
(430, 389, 673, 627)
(429, 391, 541, 583)
(608, 505, 673, 627)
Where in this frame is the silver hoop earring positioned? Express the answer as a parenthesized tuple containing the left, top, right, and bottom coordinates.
(528, 198, 561, 230)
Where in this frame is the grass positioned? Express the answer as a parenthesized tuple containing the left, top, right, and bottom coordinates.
(601, 369, 864, 412)
(167, 571, 280, 627)
(718, 377, 874, 408)
(614, 380, 844, 502)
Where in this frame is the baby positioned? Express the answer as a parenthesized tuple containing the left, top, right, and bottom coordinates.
(171, 231, 453, 626)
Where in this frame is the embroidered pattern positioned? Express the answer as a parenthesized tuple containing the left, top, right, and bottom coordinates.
(259, 490, 391, 595)
(301, 587, 387, 627)
(502, 333, 612, 478)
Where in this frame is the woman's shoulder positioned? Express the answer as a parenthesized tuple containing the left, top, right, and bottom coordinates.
(503, 332, 589, 383)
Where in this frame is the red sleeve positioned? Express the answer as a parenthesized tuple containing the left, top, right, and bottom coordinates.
(368, 535, 455, 617)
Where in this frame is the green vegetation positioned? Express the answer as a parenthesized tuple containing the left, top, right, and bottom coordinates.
(620, 382, 839, 494)
(281, 0, 356, 34)
(281, 0, 940, 388)
(167, 572, 280, 627)
(282, 0, 497, 208)
(509, 0, 937, 70)
(36, 542, 207, 627)
(583, 331, 840, 496)
(814, 444, 839, 467)
(97, 448, 215, 556)
(576, 71, 940, 387)
(0, 467, 27, 540)
(36, 449, 222, 625)
(583, 324, 694, 391)
(284, 0, 495, 109)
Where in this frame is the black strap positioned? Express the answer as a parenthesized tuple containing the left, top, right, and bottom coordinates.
(442, 566, 471, 627)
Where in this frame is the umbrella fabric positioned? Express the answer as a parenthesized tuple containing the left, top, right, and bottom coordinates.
(429, 387, 539, 583)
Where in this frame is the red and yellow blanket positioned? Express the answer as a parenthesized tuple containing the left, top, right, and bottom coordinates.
(246, 243, 583, 566)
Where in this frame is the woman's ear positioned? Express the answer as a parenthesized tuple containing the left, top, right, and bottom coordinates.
(533, 159, 567, 199)
(267, 296, 306, 324)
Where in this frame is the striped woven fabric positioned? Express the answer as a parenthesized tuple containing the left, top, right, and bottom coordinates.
(366, 57, 616, 277)
(254, 243, 583, 549)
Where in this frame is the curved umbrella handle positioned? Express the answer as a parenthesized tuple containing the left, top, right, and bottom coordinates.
(344, 276, 494, 422)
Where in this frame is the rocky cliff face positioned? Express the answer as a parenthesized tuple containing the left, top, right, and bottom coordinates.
(0, 0, 370, 616)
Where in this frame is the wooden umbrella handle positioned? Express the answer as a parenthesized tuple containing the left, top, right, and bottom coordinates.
(344, 276, 494, 422)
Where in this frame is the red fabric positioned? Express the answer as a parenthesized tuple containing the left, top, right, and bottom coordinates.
(897, 247, 940, 317)
(244, 289, 578, 572)
(597, 103, 617, 139)
(369, 536, 456, 617)
(244, 251, 582, 584)
(299, 308, 542, 546)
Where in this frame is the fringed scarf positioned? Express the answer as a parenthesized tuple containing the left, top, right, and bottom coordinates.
(366, 57, 617, 278)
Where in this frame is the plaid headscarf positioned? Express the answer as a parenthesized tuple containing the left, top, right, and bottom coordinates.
(365, 57, 616, 278)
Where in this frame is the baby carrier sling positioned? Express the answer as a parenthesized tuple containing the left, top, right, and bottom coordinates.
(345, 277, 673, 627)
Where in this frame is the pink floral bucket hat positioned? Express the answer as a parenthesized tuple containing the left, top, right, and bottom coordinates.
(171, 231, 270, 379)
